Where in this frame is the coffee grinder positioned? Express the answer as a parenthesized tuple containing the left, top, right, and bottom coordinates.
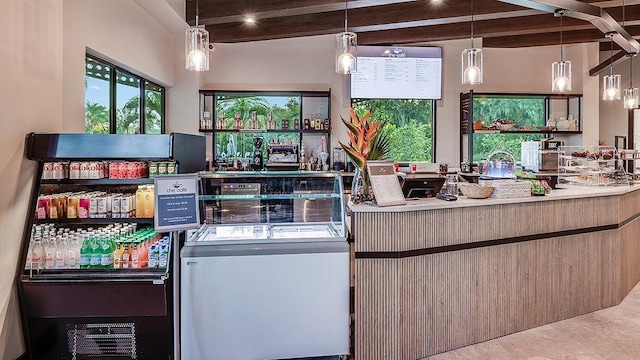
(252, 136, 264, 170)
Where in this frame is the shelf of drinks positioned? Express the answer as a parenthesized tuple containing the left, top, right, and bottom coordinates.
(22, 267, 168, 280)
(40, 178, 155, 185)
(200, 128, 331, 134)
(33, 217, 155, 225)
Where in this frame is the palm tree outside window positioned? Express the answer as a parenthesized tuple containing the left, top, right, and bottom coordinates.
(85, 55, 165, 134)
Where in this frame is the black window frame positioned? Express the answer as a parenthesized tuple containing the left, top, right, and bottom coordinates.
(349, 98, 438, 162)
(85, 54, 166, 134)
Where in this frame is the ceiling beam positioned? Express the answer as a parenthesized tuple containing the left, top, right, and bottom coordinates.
(497, 0, 640, 52)
(589, 50, 627, 75)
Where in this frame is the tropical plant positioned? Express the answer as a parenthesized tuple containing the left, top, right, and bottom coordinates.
(85, 101, 110, 134)
(339, 108, 390, 199)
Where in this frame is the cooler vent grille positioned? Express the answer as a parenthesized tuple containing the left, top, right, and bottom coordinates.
(66, 322, 137, 359)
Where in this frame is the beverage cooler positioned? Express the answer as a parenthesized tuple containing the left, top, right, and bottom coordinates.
(181, 172, 350, 360)
(18, 132, 205, 360)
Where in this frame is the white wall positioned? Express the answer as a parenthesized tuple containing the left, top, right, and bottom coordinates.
(201, 35, 599, 166)
(63, 0, 180, 132)
(0, 0, 64, 358)
(598, 52, 640, 149)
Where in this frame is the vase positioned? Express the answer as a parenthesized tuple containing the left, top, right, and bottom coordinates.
(351, 167, 374, 203)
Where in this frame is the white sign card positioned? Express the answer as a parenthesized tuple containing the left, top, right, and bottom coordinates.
(154, 174, 201, 231)
(367, 161, 406, 207)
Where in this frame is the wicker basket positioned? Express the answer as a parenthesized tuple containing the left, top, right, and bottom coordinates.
(459, 184, 495, 199)
(478, 179, 531, 199)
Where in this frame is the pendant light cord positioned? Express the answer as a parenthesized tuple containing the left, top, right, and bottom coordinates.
(195, 0, 199, 27)
(470, 0, 474, 48)
(560, 11, 563, 61)
(610, 34, 615, 77)
(344, 0, 348, 32)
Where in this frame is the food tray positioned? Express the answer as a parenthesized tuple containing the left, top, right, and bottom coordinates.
(478, 179, 531, 199)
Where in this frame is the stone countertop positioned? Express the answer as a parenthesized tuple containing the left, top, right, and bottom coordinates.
(349, 184, 640, 213)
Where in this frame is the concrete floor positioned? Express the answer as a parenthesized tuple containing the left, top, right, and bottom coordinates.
(428, 282, 640, 360)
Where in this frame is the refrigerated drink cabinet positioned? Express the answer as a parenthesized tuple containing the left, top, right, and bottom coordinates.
(18, 133, 205, 360)
(181, 171, 350, 360)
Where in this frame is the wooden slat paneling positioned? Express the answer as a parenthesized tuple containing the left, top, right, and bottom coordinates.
(354, 190, 640, 360)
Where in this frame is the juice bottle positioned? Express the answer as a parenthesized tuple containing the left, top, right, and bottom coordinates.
(158, 242, 169, 269)
(145, 185, 154, 218)
(136, 186, 146, 218)
(122, 239, 131, 269)
(131, 240, 140, 269)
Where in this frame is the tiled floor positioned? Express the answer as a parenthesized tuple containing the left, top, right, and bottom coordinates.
(428, 282, 640, 360)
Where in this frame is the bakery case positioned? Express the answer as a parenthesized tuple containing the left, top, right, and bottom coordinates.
(180, 171, 350, 360)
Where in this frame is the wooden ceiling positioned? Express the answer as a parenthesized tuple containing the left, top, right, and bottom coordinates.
(186, 0, 640, 51)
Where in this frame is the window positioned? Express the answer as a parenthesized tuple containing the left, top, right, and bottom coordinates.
(351, 99, 435, 162)
(85, 55, 165, 134)
(472, 96, 545, 162)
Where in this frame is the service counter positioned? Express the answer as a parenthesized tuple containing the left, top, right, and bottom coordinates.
(350, 185, 640, 359)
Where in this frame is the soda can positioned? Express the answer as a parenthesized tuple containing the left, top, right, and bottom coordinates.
(89, 162, 100, 179)
(126, 162, 137, 179)
(42, 163, 53, 180)
(63, 162, 70, 178)
(53, 162, 64, 180)
(158, 162, 167, 175)
(148, 162, 158, 178)
(167, 162, 176, 175)
(69, 162, 81, 179)
(80, 162, 90, 179)
(97, 162, 105, 179)
(109, 162, 120, 179)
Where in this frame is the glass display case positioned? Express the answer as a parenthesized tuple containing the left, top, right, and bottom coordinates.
(19, 132, 206, 360)
(181, 171, 349, 360)
(557, 145, 629, 186)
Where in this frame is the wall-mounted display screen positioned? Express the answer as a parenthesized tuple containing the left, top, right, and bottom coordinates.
(350, 46, 442, 100)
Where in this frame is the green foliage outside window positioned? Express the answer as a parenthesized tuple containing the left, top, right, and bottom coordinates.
(351, 99, 433, 162)
(85, 56, 165, 134)
(472, 96, 545, 162)
(214, 95, 301, 159)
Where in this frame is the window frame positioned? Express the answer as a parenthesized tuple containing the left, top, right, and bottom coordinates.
(85, 54, 166, 134)
(349, 98, 438, 162)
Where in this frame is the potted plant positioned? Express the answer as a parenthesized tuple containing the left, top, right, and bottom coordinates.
(339, 108, 390, 203)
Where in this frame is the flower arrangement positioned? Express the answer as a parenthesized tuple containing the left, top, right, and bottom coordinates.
(339, 108, 390, 202)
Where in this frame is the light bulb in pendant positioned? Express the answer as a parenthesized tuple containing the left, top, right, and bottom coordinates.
(338, 52, 356, 73)
(553, 76, 569, 92)
(187, 49, 207, 70)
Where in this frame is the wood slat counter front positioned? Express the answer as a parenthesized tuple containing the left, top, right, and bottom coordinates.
(350, 186, 640, 360)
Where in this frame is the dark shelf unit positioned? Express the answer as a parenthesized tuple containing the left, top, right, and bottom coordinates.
(41, 178, 155, 185)
(199, 90, 332, 167)
(18, 132, 206, 360)
(460, 91, 583, 163)
(33, 217, 154, 225)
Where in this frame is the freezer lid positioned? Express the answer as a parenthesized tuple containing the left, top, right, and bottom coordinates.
(181, 240, 348, 257)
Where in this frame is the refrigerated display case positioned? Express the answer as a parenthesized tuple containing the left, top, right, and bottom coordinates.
(18, 132, 205, 360)
(181, 171, 350, 360)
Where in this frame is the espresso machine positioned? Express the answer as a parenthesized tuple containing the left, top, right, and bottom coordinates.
(252, 136, 264, 170)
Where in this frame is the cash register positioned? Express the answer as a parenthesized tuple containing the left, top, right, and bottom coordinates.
(397, 162, 447, 198)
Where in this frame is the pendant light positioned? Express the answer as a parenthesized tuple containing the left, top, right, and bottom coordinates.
(462, 0, 482, 85)
(603, 32, 622, 100)
(624, 54, 638, 109)
(622, 0, 638, 109)
(335, 0, 357, 74)
(185, 0, 210, 71)
(552, 9, 571, 92)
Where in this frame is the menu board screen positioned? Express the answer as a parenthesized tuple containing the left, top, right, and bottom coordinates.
(350, 46, 442, 100)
